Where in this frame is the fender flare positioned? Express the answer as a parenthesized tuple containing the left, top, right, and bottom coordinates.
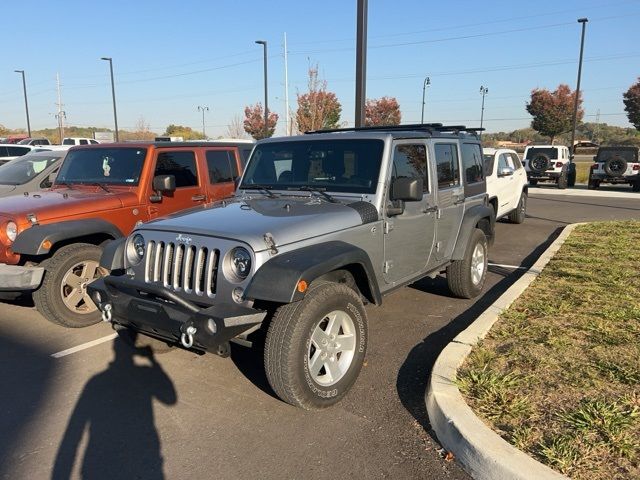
(99, 237, 127, 271)
(245, 241, 382, 305)
(12, 219, 124, 256)
(451, 205, 495, 260)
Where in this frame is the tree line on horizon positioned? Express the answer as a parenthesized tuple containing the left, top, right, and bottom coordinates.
(2, 71, 639, 146)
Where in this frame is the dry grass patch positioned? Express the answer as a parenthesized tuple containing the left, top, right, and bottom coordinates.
(459, 221, 640, 479)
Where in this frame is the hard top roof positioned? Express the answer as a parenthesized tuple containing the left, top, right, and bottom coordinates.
(68, 140, 255, 149)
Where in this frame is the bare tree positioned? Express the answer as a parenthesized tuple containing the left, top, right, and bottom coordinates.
(225, 115, 249, 139)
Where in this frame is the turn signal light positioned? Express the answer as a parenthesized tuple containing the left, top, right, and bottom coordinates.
(556, 162, 563, 168)
(633, 165, 640, 171)
(41, 240, 52, 250)
(297, 280, 308, 293)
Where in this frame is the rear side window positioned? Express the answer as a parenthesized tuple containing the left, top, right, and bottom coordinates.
(79, 139, 88, 145)
(434, 143, 460, 188)
(154, 151, 198, 188)
(391, 144, 428, 192)
(63, 139, 75, 145)
(90, 140, 99, 144)
(461, 143, 486, 197)
(7, 146, 30, 156)
(206, 150, 238, 184)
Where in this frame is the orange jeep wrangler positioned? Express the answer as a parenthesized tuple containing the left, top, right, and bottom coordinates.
(0, 140, 253, 327)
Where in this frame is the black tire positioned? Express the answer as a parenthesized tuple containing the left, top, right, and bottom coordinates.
(114, 324, 174, 354)
(264, 282, 367, 410)
(568, 168, 576, 187)
(529, 179, 538, 186)
(508, 192, 527, 224)
(633, 182, 640, 193)
(587, 177, 600, 190)
(33, 243, 105, 328)
(447, 228, 488, 299)
(530, 153, 550, 173)
(557, 169, 568, 189)
(604, 156, 627, 177)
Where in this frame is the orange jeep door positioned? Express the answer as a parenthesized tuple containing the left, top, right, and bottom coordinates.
(204, 149, 239, 202)
(147, 149, 206, 219)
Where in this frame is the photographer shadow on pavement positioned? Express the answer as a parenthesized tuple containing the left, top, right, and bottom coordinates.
(52, 336, 177, 480)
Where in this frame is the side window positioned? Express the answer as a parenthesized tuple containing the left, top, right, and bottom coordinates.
(90, 139, 99, 144)
(154, 151, 198, 188)
(509, 153, 522, 169)
(391, 144, 428, 192)
(497, 154, 509, 171)
(8, 146, 30, 156)
(461, 143, 484, 185)
(434, 143, 460, 189)
(206, 150, 238, 184)
(79, 139, 88, 145)
(0, 146, 8, 156)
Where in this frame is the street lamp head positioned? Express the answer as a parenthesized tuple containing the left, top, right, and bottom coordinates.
(14, 70, 24, 74)
(255, 40, 266, 45)
(100, 57, 112, 61)
(577, 17, 588, 23)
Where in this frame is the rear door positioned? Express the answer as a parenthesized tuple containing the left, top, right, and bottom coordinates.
(493, 152, 515, 217)
(433, 141, 464, 262)
(147, 149, 205, 219)
(204, 148, 239, 202)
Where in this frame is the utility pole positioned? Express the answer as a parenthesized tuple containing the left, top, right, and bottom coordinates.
(284, 32, 291, 135)
(197, 106, 209, 138)
(14, 70, 31, 137)
(355, 0, 368, 127)
(421, 76, 431, 124)
(479, 85, 489, 138)
(569, 18, 588, 163)
(101, 57, 119, 142)
(55, 73, 66, 144)
(255, 40, 269, 138)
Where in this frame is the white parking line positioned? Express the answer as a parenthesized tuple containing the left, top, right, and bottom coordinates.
(488, 262, 528, 270)
(51, 333, 118, 358)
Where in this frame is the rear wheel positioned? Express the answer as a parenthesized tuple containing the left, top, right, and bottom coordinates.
(33, 244, 106, 328)
(568, 169, 576, 187)
(557, 170, 568, 189)
(508, 192, 527, 224)
(529, 179, 538, 186)
(588, 177, 600, 190)
(447, 228, 488, 299)
(264, 282, 367, 409)
(633, 182, 640, 193)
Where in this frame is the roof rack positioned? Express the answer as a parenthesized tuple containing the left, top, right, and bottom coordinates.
(304, 123, 484, 135)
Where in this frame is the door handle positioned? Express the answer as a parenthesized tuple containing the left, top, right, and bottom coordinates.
(192, 194, 206, 202)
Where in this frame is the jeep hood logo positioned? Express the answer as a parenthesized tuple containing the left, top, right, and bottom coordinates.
(176, 234, 193, 244)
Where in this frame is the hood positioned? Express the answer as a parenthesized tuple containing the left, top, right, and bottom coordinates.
(0, 188, 138, 223)
(140, 196, 376, 252)
(0, 185, 17, 197)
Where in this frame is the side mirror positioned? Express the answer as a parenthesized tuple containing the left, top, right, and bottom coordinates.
(497, 167, 514, 177)
(153, 175, 176, 193)
(391, 177, 423, 202)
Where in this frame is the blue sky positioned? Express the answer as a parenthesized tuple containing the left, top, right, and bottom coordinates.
(1, 0, 638, 137)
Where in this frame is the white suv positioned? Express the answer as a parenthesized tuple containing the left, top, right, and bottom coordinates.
(484, 148, 528, 223)
(523, 145, 574, 189)
(588, 146, 640, 192)
(62, 137, 100, 145)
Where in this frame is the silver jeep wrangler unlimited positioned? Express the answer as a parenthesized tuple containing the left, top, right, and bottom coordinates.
(89, 124, 494, 409)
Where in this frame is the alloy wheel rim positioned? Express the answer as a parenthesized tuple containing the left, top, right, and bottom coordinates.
(60, 260, 102, 314)
(471, 243, 486, 286)
(307, 310, 357, 386)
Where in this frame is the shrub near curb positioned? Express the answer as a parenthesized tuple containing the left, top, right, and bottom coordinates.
(459, 221, 640, 480)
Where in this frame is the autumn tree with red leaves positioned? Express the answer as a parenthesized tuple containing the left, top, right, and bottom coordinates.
(243, 103, 278, 140)
(623, 78, 640, 130)
(296, 67, 342, 132)
(365, 97, 402, 126)
(526, 84, 583, 144)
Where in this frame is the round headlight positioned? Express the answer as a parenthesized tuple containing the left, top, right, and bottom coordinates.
(126, 234, 145, 266)
(229, 247, 252, 281)
(5, 221, 17, 243)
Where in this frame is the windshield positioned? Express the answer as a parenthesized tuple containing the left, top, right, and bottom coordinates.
(596, 148, 638, 163)
(55, 148, 147, 185)
(0, 154, 62, 185)
(241, 139, 384, 194)
(525, 147, 559, 160)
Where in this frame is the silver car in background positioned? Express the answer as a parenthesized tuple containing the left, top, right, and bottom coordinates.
(0, 150, 67, 198)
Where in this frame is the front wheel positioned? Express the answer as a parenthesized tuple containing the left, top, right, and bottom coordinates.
(264, 282, 368, 409)
(447, 228, 488, 299)
(33, 243, 106, 328)
(508, 192, 527, 224)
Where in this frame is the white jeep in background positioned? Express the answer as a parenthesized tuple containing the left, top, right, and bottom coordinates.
(523, 145, 575, 189)
(588, 146, 640, 192)
(484, 148, 528, 223)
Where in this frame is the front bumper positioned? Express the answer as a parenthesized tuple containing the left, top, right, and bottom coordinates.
(87, 276, 267, 354)
(0, 263, 44, 291)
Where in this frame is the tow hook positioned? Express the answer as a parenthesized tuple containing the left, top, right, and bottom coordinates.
(101, 304, 113, 322)
(181, 325, 197, 349)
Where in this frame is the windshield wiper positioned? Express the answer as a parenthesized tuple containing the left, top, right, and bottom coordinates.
(85, 182, 111, 193)
(241, 184, 277, 198)
(295, 186, 338, 203)
(55, 181, 75, 190)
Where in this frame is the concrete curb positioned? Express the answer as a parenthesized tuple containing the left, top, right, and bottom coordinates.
(426, 223, 585, 480)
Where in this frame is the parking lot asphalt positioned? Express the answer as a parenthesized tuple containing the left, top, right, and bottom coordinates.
(1, 192, 639, 480)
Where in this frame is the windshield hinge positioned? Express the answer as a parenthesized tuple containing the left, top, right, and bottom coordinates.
(384, 220, 394, 234)
(263, 232, 278, 255)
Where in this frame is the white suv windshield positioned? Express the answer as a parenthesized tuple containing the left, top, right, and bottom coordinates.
(0, 154, 62, 185)
(241, 139, 384, 194)
(56, 148, 147, 185)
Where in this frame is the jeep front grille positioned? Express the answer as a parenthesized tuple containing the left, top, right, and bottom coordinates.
(145, 241, 219, 296)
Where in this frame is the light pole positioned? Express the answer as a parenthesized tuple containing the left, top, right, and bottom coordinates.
(101, 57, 119, 142)
(355, 0, 368, 127)
(421, 76, 431, 124)
(197, 106, 209, 138)
(255, 40, 269, 137)
(569, 18, 588, 170)
(479, 85, 489, 138)
(14, 70, 31, 137)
